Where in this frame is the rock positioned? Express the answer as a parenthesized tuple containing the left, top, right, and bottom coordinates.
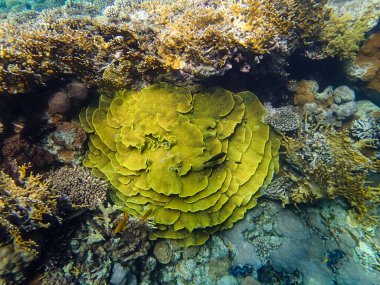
(110, 263, 127, 285)
(67, 82, 89, 101)
(153, 240, 173, 264)
(250, 205, 263, 218)
(241, 276, 262, 285)
(210, 236, 229, 260)
(216, 275, 238, 285)
(48, 92, 71, 114)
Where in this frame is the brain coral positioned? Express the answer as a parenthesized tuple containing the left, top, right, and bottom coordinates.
(80, 84, 280, 246)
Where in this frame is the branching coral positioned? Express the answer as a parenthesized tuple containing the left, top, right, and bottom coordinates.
(0, 164, 61, 253)
(273, 126, 380, 219)
(80, 83, 280, 246)
(351, 114, 380, 149)
(48, 165, 109, 209)
(318, 13, 372, 60)
(0, 0, 331, 93)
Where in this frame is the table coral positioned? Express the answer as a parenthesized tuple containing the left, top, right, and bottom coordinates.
(80, 83, 280, 246)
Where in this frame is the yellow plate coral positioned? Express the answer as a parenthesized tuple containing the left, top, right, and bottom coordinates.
(80, 84, 279, 246)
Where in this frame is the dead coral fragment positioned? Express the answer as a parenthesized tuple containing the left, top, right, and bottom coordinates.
(48, 165, 109, 209)
(81, 83, 280, 247)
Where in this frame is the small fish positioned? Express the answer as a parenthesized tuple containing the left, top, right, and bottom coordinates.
(0, 44, 3, 59)
(63, 209, 88, 224)
(114, 212, 129, 234)
(203, 152, 226, 165)
(140, 208, 153, 222)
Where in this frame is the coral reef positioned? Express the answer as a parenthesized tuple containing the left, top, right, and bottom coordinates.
(40, 203, 153, 284)
(80, 83, 280, 246)
(41, 121, 86, 164)
(272, 123, 379, 218)
(0, 0, 333, 93)
(48, 165, 109, 209)
(0, 165, 62, 283)
(263, 103, 301, 133)
(224, 198, 380, 285)
(291, 80, 358, 127)
(1, 119, 56, 178)
(346, 32, 380, 104)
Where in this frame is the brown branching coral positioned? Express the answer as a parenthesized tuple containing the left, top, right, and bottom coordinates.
(0, 164, 62, 253)
(273, 126, 380, 219)
(0, 0, 332, 93)
(48, 165, 109, 209)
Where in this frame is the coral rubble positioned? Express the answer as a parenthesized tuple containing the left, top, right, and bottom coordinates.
(80, 83, 280, 246)
(40, 203, 153, 284)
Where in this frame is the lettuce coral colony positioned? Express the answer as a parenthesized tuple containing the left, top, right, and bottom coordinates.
(80, 84, 280, 246)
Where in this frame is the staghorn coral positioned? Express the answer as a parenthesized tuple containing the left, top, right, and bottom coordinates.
(80, 83, 280, 247)
(48, 165, 109, 209)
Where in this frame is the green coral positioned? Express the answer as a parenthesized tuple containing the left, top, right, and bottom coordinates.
(319, 13, 372, 60)
(80, 84, 280, 246)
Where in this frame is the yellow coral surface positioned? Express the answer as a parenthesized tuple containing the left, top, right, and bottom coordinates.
(81, 84, 280, 246)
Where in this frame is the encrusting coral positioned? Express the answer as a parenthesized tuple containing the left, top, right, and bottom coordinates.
(80, 83, 280, 246)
